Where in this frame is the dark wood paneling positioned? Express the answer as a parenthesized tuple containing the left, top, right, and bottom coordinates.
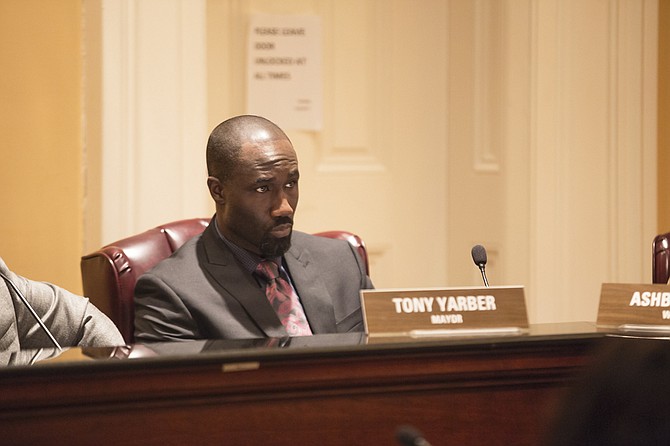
(0, 327, 603, 446)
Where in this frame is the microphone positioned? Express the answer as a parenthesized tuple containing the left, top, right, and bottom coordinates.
(395, 425, 434, 446)
(0, 271, 62, 350)
(471, 244, 490, 287)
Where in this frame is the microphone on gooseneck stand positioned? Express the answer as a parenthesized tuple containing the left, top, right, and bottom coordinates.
(471, 244, 490, 287)
(0, 272, 62, 350)
(395, 425, 434, 446)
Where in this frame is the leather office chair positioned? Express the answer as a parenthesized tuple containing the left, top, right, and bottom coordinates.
(312, 230, 370, 276)
(652, 232, 670, 284)
(81, 218, 370, 343)
(81, 218, 210, 343)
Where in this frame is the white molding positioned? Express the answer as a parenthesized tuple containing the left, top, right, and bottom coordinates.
(609, 0, 658, 281)
(527, 0, 657, 323)
(177, 1, 209, 218)
(318, 0, 385, 173)
(529, 0, 568, 322)
(100, 0, 208, 244)
(473, 0, 502, 173)
(101, 0, 137, 243)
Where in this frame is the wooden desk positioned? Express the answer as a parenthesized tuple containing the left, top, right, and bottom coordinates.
(0, 323, 605, 446)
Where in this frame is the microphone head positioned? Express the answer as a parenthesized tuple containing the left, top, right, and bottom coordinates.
(396, 425, 432, 446)
(471, 244, 487, 266)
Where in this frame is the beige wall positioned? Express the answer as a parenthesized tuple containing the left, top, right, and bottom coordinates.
(93, 0, 658, 325)
(660, 0, 670, 232)
(0, 1, 84, 292)
(0, 0, 668, 304)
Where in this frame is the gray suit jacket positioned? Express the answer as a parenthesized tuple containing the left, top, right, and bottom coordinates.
(134, 224, 373, 342)
(0, 256, 124, 353)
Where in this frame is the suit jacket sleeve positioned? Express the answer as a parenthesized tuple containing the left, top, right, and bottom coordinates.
(134, 271, 203, 342)
(0, 256, 125, 351)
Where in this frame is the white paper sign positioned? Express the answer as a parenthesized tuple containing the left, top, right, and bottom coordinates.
(246, 14, 322, 131)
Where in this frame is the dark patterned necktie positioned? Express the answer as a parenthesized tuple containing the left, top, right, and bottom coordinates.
(255, 260, 312, 336)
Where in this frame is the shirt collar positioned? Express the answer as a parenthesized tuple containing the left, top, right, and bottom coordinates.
(213, 219, 281, 273)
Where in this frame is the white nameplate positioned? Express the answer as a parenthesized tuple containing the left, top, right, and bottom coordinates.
(597, 283, 670, 331)
(360, 286, 528, 337)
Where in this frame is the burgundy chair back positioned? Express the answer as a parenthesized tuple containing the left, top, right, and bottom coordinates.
(313, 230, 370, 276)
(653, 232, 670, 284)
(81, 218, 210, 343)
(81, 220, 370, 343)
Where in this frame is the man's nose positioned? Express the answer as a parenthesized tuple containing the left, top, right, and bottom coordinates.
(272, 193, 294, 217)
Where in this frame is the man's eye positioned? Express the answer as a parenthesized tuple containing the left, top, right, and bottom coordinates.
(255, 185, 270, 193)
(285, 180, 297, 188)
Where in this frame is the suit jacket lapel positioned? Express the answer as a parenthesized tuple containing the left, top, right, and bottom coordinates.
(199, 225, 287, 338)
(285, 242, 337, 333)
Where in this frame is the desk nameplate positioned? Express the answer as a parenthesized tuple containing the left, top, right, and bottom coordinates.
(597, 283, 670, 329)
(361, 286, 528, 337)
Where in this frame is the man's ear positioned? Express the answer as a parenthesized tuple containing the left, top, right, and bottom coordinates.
(207, 176, 226, 205)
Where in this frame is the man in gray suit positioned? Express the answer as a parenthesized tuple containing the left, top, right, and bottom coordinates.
(0, 255, 124, 352)
(134, 115, 373, 342)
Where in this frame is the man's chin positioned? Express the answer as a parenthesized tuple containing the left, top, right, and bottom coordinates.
(259, 233, 292, 257)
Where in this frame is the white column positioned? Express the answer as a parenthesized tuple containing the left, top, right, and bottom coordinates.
(100, 0, 209, 244)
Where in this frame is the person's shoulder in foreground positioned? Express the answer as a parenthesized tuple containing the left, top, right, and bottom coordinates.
(0, 255, 124, 352)
(134, 114, 373, 342)
(545, 337, 670, 446)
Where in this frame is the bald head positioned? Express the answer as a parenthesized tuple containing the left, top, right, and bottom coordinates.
(206, 115, 291, 183)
